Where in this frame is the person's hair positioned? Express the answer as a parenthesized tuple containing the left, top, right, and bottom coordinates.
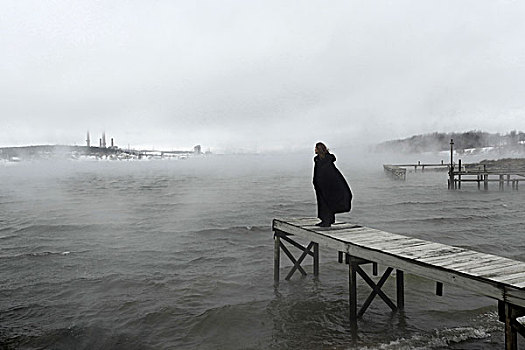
(316, 142, 329, 159)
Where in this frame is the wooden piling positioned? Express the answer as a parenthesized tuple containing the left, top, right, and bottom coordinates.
(484, 165, 489, 190)
(396, 270, 405, 310)
(505, 303, 517, 350)
(449, 139, 455, 189)
(458, 159, 462, 189)
(477, 174, 481, 190)
(274, 234, 280, 282)
(349, 258, 358, 335)
(313, 243, 319, 277)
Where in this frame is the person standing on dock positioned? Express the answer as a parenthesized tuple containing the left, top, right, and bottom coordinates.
(313, 142, 352, 227)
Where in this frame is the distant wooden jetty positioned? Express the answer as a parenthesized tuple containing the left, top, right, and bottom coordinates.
(273, 217, 525, 349)
(383, 139, 525, 190)
(383, 165, 407, 180)
(383, 161, 448, 180)
(449, 160, 525, 190)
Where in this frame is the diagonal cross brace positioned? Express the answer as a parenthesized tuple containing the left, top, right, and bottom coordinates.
(273, 230, 319, 282)
(356, 265, 397, 317)
(285, 242, 315, 280)
(280, 242, 307, 277)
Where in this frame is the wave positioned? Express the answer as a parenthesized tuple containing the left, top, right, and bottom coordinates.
(191, 225, 270, 236)
(0, 324, 157, 350)
(0, 250, 84, 260)
(180, 300, 272, 350)
(11, 223, 109, 236)
(362, 312, 500, 350)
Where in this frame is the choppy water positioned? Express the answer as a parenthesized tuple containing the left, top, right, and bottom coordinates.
(1, 154, 524, 349)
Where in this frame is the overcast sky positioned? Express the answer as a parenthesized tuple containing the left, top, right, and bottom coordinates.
(2, 0, 525, 152)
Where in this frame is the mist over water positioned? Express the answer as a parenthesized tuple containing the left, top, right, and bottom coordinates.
(1, 153, 523, 349)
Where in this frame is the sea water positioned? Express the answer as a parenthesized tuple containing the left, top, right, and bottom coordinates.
(0, 153, 523, 349)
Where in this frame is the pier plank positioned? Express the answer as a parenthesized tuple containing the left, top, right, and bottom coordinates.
(342, 235, 420, 248)
(321, 227, 389, 237)
(492, 270, 525, 284)
(322, 227, 388, 238)
(431, 253, 498, 268)
(473, 263, 525, 277)
(320, 226, 382, 237)
(444, 256, 510, 271)
(418, 250, 479, 264)
(360, 237, 427, 251)
(321, 230, 400, 244)
(386, 242, 447, 257)
(345, 230, 419, 242)
(466, 260, 519, 274)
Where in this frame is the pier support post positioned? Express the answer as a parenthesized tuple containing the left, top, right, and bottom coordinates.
(498, 301, 525, 350)
(349, 257, 358, 336)
(505, 303, 517, 350)
(449, 139, 455, 190)
(484, 165, 489, 190)
(396, 270, 405, 310)
(458, 160, 462, 189)
(313, 243, 319, 277)
(274, 234, 280, 282)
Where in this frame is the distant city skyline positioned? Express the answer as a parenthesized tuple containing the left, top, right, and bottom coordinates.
(2, 1, 525, 152)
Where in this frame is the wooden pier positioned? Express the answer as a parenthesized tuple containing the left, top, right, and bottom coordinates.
(273, 217, 525, 349)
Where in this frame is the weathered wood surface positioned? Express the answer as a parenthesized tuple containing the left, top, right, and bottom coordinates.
(273, 217, 525, 307)
(383, 165, 407, 180)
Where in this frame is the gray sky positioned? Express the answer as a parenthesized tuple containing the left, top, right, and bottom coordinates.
(2, 0, 525, 152)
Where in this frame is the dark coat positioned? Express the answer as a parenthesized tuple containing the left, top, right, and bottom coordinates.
(313, 153, 352, 213)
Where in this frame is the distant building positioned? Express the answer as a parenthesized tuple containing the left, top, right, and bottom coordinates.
(86, 131, 91, 147)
